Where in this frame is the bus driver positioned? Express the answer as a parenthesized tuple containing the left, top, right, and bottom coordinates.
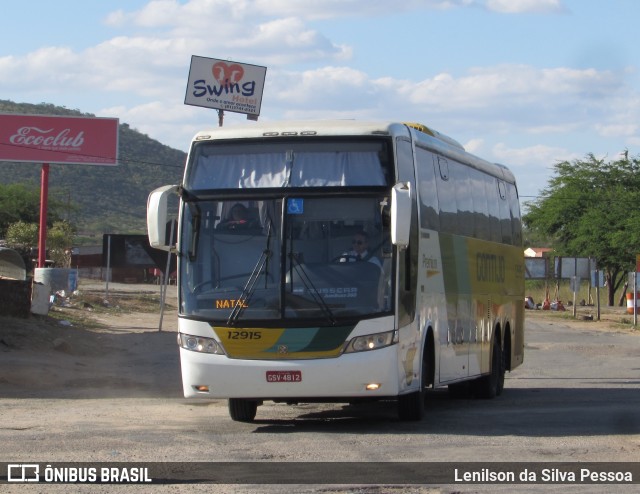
(340, 230, 382, 268)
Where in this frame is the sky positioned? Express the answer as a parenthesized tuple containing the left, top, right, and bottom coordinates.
(1, 0, 639, 205)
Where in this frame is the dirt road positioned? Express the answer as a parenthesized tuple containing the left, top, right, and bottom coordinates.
(1, 282, 180, 399)
(1, 282, 639, 493)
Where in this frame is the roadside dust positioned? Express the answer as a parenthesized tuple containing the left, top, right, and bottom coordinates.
(525, 304, 640, 334)
(0, 282, 182, 399)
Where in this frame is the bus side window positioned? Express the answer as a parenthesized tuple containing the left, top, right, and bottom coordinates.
(486, 178, 501, 243)
(415, 147, 440, 231)
(497, 180, 512, 245)
(436, 156, 457, 235)
(507, 183, 522, 246)
(451, 161, 473, 237)
(470, 168, 490, 240)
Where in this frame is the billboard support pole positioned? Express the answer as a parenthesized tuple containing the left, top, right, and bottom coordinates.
(634, 272, 637, 328)
(595, 268, 600, 321)
(217, 109, 224, 127)
(105, 235, 111, 302)
(37, 163, 50, 268)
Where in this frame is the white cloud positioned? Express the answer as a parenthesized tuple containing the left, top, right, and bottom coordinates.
(103, 0, 351, 65)
(464, 138, 485, 154)
(3, 1, 586, 106)
(493, 142, 577, 167)
(628, 137, 640, 147)
(272, 66, 370, 104)
(105, 0, 183, 28)
(491, 142, 580, 198)
(485, 0, 566, 14)
(591, 90, 640, 145)
(596, 123, 638, 138)
(405, 65, 620, 109)
(2, 0, 637, 178)
(492, 142, 636, 200)
(391, 65, 626, 139)
(249, 0, 471, 19)
(102, 100, 207, 151)
(99, 0, 559, 72)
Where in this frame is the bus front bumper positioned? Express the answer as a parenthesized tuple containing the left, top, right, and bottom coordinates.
(179, 345, 401, 400)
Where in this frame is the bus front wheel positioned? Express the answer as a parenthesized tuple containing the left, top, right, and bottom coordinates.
(228, 398, 258, 422)
(397, 389, 424, 421)
(397, 344, 430, 421)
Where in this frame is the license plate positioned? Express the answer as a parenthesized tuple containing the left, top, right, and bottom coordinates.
(266, 370, 302, 383)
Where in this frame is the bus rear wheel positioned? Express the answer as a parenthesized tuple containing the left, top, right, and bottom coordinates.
(228, 398, 258, 422)
(475, 338, 504, 399)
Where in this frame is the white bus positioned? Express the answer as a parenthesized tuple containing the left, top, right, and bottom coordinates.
(147, 120, 524, 422)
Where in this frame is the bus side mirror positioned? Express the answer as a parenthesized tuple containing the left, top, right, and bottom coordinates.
(391, 182, 411, 248)
(147, 185, 179, 251)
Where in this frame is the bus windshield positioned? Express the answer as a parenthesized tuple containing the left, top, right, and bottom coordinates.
(185, 140, 390, 190)
(179, 196, 392, 324)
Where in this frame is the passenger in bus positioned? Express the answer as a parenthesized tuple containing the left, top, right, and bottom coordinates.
(217, 203, 254, 231)
(339, 231, 382, 268)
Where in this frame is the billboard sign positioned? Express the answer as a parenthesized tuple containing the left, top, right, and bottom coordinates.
(555, 257, 594, 279)
(0, 114, 119, 166)
(524, 257, 548, 280)
(102, 234, 175, 272)
(184, 55, 267, 117)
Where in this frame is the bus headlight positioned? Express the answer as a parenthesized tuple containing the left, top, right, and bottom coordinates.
(178, 334, 225, 355)
(344, 330, 397, 353)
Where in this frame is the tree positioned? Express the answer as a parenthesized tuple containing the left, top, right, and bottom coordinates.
(0, 182, 67, 238)
(5, 220, 76, 268)
(47, 221, 75, 267)
(0, 183, 41, 237)
(523, 152, 640, 306)
(5, 221, 38, 249)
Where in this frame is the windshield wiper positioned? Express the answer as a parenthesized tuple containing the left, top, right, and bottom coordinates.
(288, 253, 337, 326)
(227, 220, 273, 326)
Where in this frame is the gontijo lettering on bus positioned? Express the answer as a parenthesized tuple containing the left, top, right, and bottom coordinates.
(476, 252, 506, 283)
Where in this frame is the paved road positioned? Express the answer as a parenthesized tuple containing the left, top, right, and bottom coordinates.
(1, 306, 639, 493)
